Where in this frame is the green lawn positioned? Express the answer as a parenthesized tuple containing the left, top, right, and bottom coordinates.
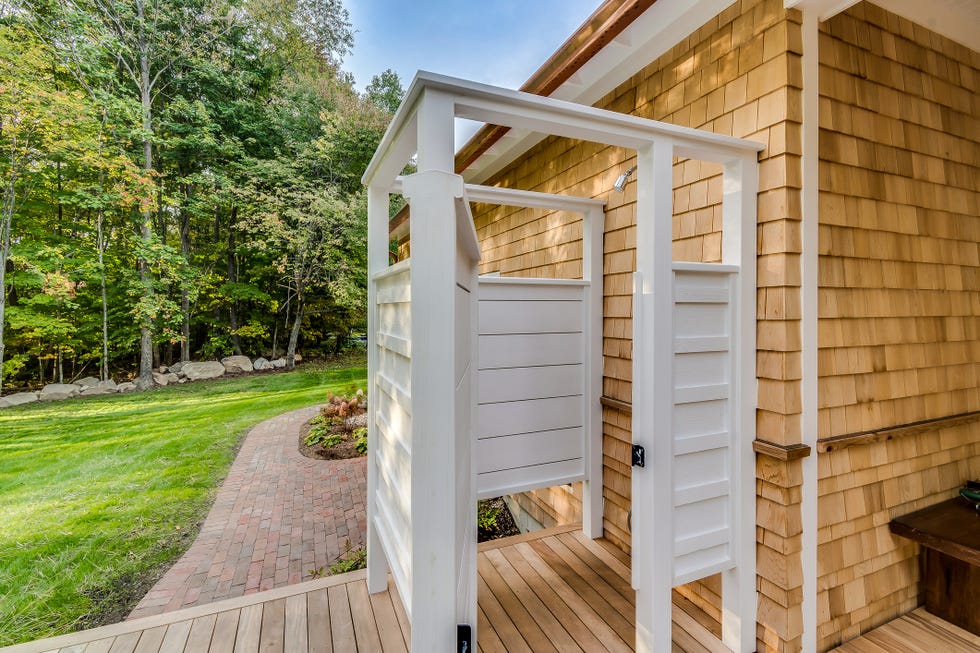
(0, 357, 366, 646)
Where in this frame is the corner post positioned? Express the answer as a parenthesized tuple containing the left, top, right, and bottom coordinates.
(582, 204, 605, 539)
(366, 183, 391, 594)
(633, 139, 675, 653)
(721, 154, 760, 653)
(403, 87, 464, 652)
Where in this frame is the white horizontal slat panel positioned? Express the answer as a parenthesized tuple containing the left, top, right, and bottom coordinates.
(478, 300, 582, 335)
(477, 427, 584, 473)
(675, 351, 728, 388)
(673, 269, 732, 291)
(673, 287, 730, 303)
(674, 495, 729, 543)
(377, 332, 411, 358)
(478, 395, 582, 439)
(477, 458, 585, 500)
(479, 365, 583, 404)
(376, 408, 411, 459)
(379, 347, 411, 393)
(674, 479, 730, 507)
(378, 303, 411, 341)
(674, 336, 729, 353)
(674, 448, 727, 485)
(478, 279, 587, 301)
(479, 332, 583, 369)
(375, 451, 411, 534)
(376, 372, 412, 415)
(674, 431, 728, 455)
(373, 510, 411, 610)
(673, 546, 732, 586)
(376, 386, 412, 449)
(673, 399, 728, 438)
(674, 383, 729, 404)
(674, 304, 729, 338)
(675, 526, 730, 557)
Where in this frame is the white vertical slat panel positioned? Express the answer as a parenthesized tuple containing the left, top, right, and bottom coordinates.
(671, 266, 737, 587)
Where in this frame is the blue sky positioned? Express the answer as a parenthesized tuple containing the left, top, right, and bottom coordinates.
(342, 0, 599, 94)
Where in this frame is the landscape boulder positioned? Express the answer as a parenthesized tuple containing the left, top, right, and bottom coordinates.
(293, 353, 302, 363)
(116, 382, 137, 393)
(76, 376, 100, 387)
(39, 383, 82, 401)
(221, 355, 253, 373)
(165, 372, 179, 384)
(152, 372, 171, 386)
(253, 357, 271, 371)
(80, 380, 118, 395)
(169, 361, 184, 375)
(0, 392, 39, 408)
(158, 365, 169, 374)
(271, 358, 287, 368)
(181, 361, 226, 381)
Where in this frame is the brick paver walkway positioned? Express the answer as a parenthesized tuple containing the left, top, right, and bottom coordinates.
(128, 405, 367, 619)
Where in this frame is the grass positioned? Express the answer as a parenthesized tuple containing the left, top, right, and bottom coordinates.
(0, 356, 366, 646)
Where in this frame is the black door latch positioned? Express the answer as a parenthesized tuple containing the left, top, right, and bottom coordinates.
(632, 444, 645, 468)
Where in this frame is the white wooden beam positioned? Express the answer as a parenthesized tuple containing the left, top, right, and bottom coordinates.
(416, 89, 456, 174)
(366, 184, 391, 595)
(582, 204, 605, 539)
(391, 177, 605, 213)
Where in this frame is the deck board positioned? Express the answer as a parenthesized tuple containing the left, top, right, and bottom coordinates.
(832, 608, 980, 652)
(6, 526, 833, 653)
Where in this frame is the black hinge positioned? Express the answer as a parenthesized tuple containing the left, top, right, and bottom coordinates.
(631, 444, 646, 468)
(457, 624, 472, 653)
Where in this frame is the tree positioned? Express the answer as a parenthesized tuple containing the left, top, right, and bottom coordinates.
(365, 68, 404, 114)
(0, 21, 94, 391)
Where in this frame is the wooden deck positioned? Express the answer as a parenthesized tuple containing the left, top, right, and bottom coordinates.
(830, 608, 980, 653)
(2, 525, 730, 653)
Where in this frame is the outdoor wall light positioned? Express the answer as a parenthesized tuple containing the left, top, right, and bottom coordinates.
(613, 165, 637, 192)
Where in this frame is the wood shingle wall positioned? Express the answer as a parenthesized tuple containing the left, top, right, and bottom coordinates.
(816, 4, 980, 650)
(471, 1, 806, 651)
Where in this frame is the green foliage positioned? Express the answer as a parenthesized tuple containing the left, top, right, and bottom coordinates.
(477, 500, 501, 532)
(329, 539, 367, 575)
(353, 426, 368, 454)
(0, 359, 366, 645)
(0, 0, 398, 389)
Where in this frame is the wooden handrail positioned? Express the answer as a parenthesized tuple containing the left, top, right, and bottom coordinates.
(817, 410, 980, 453)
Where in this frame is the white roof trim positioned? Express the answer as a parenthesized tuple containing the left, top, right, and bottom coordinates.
(463, 0, 734, 184)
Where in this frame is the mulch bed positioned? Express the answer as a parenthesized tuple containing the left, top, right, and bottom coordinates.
(478, 497, 521, 542)
(297, 418, 364, 460)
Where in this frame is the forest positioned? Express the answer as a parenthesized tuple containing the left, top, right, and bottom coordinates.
(0, 0, 401, 392)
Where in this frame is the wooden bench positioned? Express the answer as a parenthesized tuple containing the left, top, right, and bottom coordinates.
(889, 497, 980, 636)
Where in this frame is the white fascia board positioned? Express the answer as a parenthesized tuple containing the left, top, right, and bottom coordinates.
(464, 0, 736, 184)
(785, 0, 860, 21)
(391, 177, 606, 213)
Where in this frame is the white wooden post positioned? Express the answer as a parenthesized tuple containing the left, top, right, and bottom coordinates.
(366, 183, 391, 594)
(401, 86, 467, 652)
(720, 154, 759, 653)
(401, 171, 465, 651)
(632, 139, 675, 653)
(582, 205, 605, 539)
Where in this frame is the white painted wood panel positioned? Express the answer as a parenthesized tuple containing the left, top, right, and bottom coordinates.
(478, 333, 583, 369)
(478, 300, 582, 335)
(378, 303, 411, 342)
(477, 458, 585, 500)
(670, 268, 738, 588)
(477, 395, 582, 439)
(378, 347, 411, 393)
(478, 365, 583, 404)
(478, 278, 587, 301)
(477, 427, 583, 473)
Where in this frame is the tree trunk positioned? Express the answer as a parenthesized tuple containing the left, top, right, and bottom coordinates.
(135, 36, 155, 391)
(179, 184, 191, 363)
(285, 278, 303, 370)
(98, 210, 109, 382)
(227, 208, 242, 356)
